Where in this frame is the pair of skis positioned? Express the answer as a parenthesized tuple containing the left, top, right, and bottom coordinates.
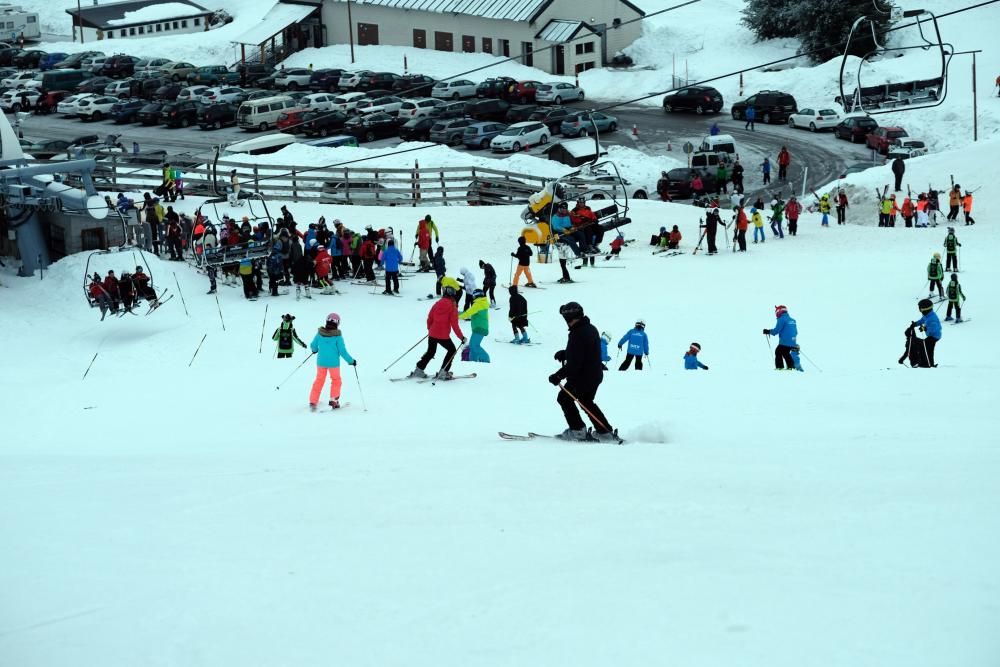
(498, 429, 625, 444)
(390, 373, 478, 383)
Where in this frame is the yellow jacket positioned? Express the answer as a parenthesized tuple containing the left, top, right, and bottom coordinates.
(751, 211, 763, 228)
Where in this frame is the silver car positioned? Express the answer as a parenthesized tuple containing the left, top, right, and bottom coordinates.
(535, 81, 585, 105)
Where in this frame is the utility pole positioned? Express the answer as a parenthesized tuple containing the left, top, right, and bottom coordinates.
(77, 0, 84, 43)
(949, 49, 983, 142)
(346, 0, 355, 64)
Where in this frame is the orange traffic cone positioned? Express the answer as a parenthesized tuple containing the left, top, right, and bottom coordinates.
(631, 124, 638, 136)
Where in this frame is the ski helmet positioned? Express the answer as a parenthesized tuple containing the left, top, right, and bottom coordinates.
(918, 298, 933, 314)
(135, 266, 143, 272)
(933, 252, 941, 259)
(947, 226, 954, 233)
(690, 342, 701, 352)
(601, 331, 611, 344)
(559, 301, 584, 322)
(326, 312, 340, 326)
(472, 288, 484, 298)
(282, 313, 295, 322)
(443, 285, 457, 297)
(951, 273, 958, 281)
(775, 305, 788, 317)
(635, 319, 646, 328)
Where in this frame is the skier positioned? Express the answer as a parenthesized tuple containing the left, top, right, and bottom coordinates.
(656, 171, 672, 202)
(962, 191, 975, 226)
(751, 207, 765, 244)
(291, 250, 315, 300)
(228, 169, 240, 207)
(761, 157, 771, 185)
(769, 198, 785, 238)
(459, 289, 490, 362)
(943, 227, 961, 271)
(508, 285, 529, 344)
(433, 245, 446, 295)
(703, 207, 721, 254)
(410, 279, 466, 380)
(511, 236, 536, 288)
(944, 273, 966, 323)
(901, 195, 914, 228)
(927, 252, 945, 299)
(734, 204, 748, 251)
(777, 146, 791, 182)
(549, 301, 617, 441)
(891, 156, 905, 192)
(715, 162, 728, 194)
(479, 259, 497, 306)
(415, 216, 433, 272)
(668, 225, 682, 249)
(117, 271, 135, 313)
(556, 241, 575, 284)
(458, 266, 478, 310)
(267, 243, 284, 297)
(308, 312, 357, 411)
(273, 314, 307, 358)
(817, 193, 831, 227)
(600, 332, 612, 369)
(878, 194, 893, 227)
(550, 202, 583, 258)
(314, 245, 334, 294)
(88, 272, 114, 320)
(785, 195, 801, 236)
(744, 104, 756, 131)
(731, 160, 745, 194)
(912, 298, 942, 366)
(763, 305, 802, 371)
(133, 267, 156, 302)
(683, 342, 709, 370)
(835, 189, 848, 225)
(359, 235, 377, 283)
(381, 238, 403, 295)
(617, 320, 649, 371)
(238, 257, 257, 300)
(947, 184, 962, 221)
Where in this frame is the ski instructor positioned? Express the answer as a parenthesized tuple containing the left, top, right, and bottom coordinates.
(549, 302, 619, 442)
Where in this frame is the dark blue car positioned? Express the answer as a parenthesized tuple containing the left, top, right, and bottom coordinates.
(39, 53, 68, 71)
(110, 99, 145, 124)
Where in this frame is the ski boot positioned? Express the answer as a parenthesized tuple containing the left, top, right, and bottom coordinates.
(944, 315, 953, 321)
(206, 288, 216, 295)
(309, 403, 317, 412)
(408, 368, 428, 379)
(434, 369, 454, 380)
(521, 334, 530, 344)
(593, 429, 623, 444)
(296, 285, 301, 301)
(304, 285, 312, 299)
(556, 428, 590, 442)
(955, 317, 963, 323)
(329, 399, 340, 409)
(525, 282, 538, 288)
(510, 336, 521, 344)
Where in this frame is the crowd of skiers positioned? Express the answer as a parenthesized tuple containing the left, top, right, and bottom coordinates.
(876, 183, 974, 228)
(87, 266, 158, 320)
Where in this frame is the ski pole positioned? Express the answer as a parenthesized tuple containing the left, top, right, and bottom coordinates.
(353, 364, 368, 412)
(799, 349, 822, 372)
(558, 383, 611, 433)
(382, 334, 428, 372)
(189, 334, 207, 367)
(276, 351, 314, 390)
(441, 339, 466, 370)
(82, 352, 99, 380)
(214, 291, 225, 331)
(258, 304, 268, 354)
(645, 354, 651, 368)
(509, 255, 514, 283)
(508, 310, 541, 321)
(764, 332, 772, 351)
(173, 272, 189, 317)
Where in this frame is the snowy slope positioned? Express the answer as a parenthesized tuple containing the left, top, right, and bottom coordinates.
(1, 135, 999, 664)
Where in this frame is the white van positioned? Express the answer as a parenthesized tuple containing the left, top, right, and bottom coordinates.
(699, 133, 737, 155)
(236, 95, 296, 131)
(224, 133, 298, 156)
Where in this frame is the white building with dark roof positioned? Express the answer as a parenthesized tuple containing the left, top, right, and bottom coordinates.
(66, 0, 213, 43)
(310, 0, 644, 75)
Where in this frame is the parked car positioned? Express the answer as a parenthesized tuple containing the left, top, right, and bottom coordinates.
(39, 53, 68, 71)
(355, 95, 404, 116)
(505, 80, 541, 104)
(834, 115, 879, 143)
(343, 112, 399, 142)
(562, 172, 650, 200)
(300, 92, 338, 111)
(34, 90, 70, 114)
(13, 50, 46, 69)
(338, 70, 372, 89)
(428, 100, 466, 119)
(54, 51, 103, 70)
(505, 104, 538, 123)
(663, 167, 718, 199)
(392, 74, 436, 97)
(243, 89, 272, 101)
(320, 180, 410, 204)
(27, 138, 70, 159)
(76, 76, 114, 95)
(134, 58, 173, 74)
(787, 107, 841, 131)
(135, 77, 168, 99)
(277, 108, 311, 132)
(331, 91, 369, 113)
(535, 81, 585, 105)
(275, 68, 313, 90)
(490, 121, 549, 152)
(56, 93, 94, 116)
(465, 98, 510, 122)
(76, 95, 118, 121)
(428, 118, 474, 145)
(201, 86, 246, 105)
(301, 110, 349, 137)
(235, 63, 274, 86)
(561, 111, 618, 137)
(730, 90, 797, 124)
(0, 88, 39, 112)
(352, 71, 398, 92)
(0, 47, 21, 67)
(431, 79, 477, 99)
(397, 97, 442, 121)
(661, 85, 723, 114)
(105, 79, 137, 98)
(476, 77, 516, 99)
(159, 61, 197, 81)
(866, 126, 908, 154)
(255, 70, 281, 90)
(463, 121, 508, 149)
(187, 65, 239, 86)
(176, 85, 210, 102)
(154, 84, 182, 101)
(308, 68, 344, 92)
(102, 55, 140, 78)
(109, 99, 144, 123)
(198, 102, 237, 130)
(137, 101, 166, 125)
(528, 107, 570, 133)
(890, 136, 928, 157)
(1, 70, 35, 89)
(398, 117, 436, 142)
(81, 56, 109, 73)
(160, 100, 201, 127)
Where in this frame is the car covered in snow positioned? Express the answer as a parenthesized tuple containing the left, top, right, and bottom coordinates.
(787, 107, 841, 131)
(490, 121, 550, 152)
(535, 81, 585, 105)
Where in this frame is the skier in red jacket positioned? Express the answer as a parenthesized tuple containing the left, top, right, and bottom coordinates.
(409, 278, 466, 380)
(777, 146, 791, 182)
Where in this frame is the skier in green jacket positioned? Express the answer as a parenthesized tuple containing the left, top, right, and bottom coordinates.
(273, 313, 307, 358)
(944, 273, 966, 322)
(927, 252, 945, 299)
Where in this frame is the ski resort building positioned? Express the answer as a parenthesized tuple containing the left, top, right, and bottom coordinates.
(65, 0, 214, 43)
(311, 0, 644, 75)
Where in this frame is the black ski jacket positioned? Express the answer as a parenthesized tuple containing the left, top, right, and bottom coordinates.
(508, 290, 527, 326)
(482, 263, 496, 286)
(554, 316, 603, 388)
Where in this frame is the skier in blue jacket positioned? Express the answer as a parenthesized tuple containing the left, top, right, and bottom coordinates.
(550, 202, 583, 257)
(913, 298, 942, 366)
(617, 319, 649, 370)
(600, 331, 611, 369)
(309, 312, 356, 411)
(381, 238, 403, 295)
(763, 305, 802, 371)
(683, 342, 709, 370)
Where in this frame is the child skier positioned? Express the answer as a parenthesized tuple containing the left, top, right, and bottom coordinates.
(459, 289, 490, 362)
(381, 238, 403, 295)
(508, 285, 529, 343)
(927, 252, 945, 299)
(291, 251, 315, 300)
(944, 273, 966, 323)
(308, 312, 356, 411)
(479, 259, 497, 306)
(600, 332, 612, 369)
(751, 207, 765, 243)
(433, 246, 446, 295)
(267, 243, 284, 297)
(763, 305, 802, 371)
(273, 314, 307, 358)
(785, 195, 801, 236)
(943, 227, 961, 271)
(683, 342, 709, 370)
(410, 279, 466, 380)
(608, 235, 625, 257)
(913, 298, 942, 366)
(962, 191, 975, 225)
(668, 225, 682, 249)
(511, 236, 536, 288)
(818, 193, 831, 227)
(769, 198, 784, 238)
(617, 320, 649, 371)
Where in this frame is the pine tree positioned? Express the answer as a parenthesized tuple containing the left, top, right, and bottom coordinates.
(741, 0, 798, 40)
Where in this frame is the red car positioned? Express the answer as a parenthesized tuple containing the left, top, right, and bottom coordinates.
(505, 80, 541, 104)
(276, 109, 307, 133)
(866, 126, 908, 154)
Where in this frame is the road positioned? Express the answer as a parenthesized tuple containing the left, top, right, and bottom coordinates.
(13, 101, 874, 197)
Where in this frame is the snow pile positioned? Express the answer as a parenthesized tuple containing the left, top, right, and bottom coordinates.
(106, 3, 203, 26)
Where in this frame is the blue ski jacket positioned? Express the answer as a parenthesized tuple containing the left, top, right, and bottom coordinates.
(618, 328, 649, 356)
(769, 313, 798, 347)
(684, 353, 708, 370)
(551, 213, 573, 234)
(382, 245, 403, 272)
(916, 311, 942, 339)
(600, 338, 610, 362)
(310, 327, 355, 368)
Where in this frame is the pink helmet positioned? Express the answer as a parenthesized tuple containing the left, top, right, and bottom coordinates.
(326, 312, 340, 325)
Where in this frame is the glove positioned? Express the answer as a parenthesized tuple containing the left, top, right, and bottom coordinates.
(617, 344, 622, 350)
(510, 252, 516, 257)
(762, 328, 770, 335)
(553, 350, 566, 363)
(460, 338, 467, 345)
(299, 342, 306, 348)
(548, 373, 561, 386)
(703, 365, 710, 370)
(350, 360, 357, 366)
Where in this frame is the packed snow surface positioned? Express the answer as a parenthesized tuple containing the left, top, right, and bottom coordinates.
(2, 135, 999, 665)
(106, 3, 204, 26)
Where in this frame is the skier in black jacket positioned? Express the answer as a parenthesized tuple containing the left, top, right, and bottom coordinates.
(703, 207, 721, 254)
(479, 259, 497, 307)
(508, 285, 529, 343)
(549, 301, 618, 442)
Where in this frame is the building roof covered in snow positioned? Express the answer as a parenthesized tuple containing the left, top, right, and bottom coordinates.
(536, 19, 593, 43)
(322, 0, 549, 23)
(66, 0, 211, 29)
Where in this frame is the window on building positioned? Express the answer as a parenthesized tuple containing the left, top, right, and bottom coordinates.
(173, 21, 178, 29)
(163, 22, 170, 31)
(461, 35, 474, 53)
(434, 31, 453, 52)
(106, 31, 113, 39)
(481, 37, 492, 53)
(138, 26, 144, 34)
(574, 42, 595, 55)
(574, 61, 595, 74)
(181, 20, 187, 28)
(193, 17, 200, 26)
(520, 42, 533, 66)
(26, 16, 35, 23)
(4, 22, 11, 29)
(499, 39, 510, 57)
(120, 29, 126, 36)
(155, 23, 162, 32)
(413, 28, 425, 48)
(357, 22, 379, 45)
(129, 27, 136, 35)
